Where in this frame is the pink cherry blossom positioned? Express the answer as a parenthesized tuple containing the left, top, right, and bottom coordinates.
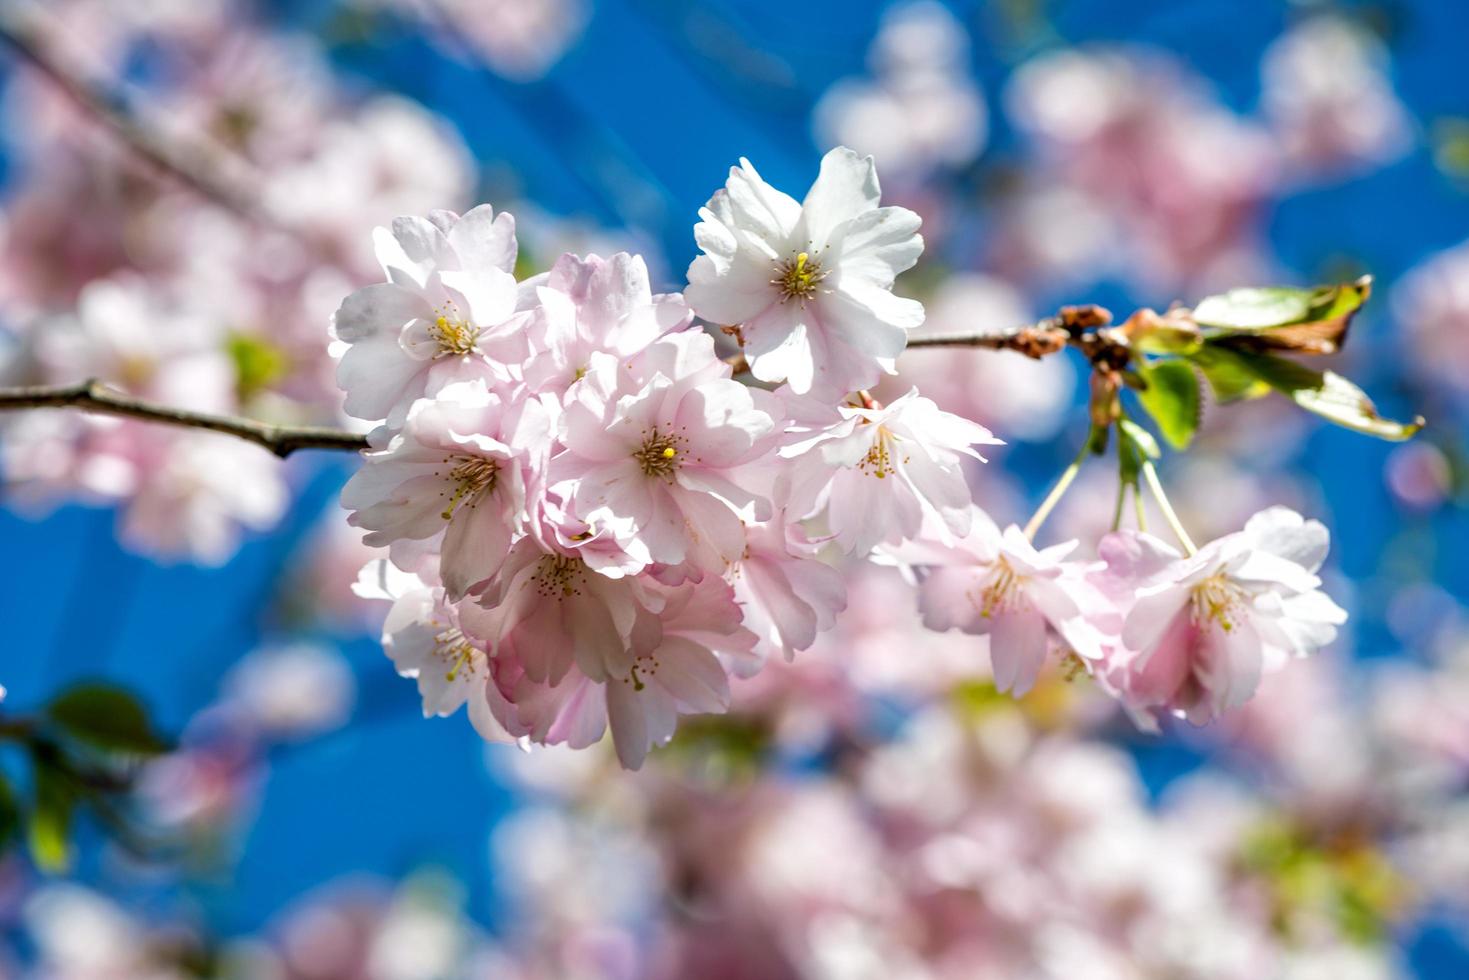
(353, 559, 514, 743)
(783, 387, 1000, 555)
(552, 338, 780, 572)
(340, 379, 552, 599)
(523, 251, 691, 396)
(684, 146, 924, 397)
(1098, 507, 1347, 728)
(482, 535, 665, 688)
(729, 515, 848, 663)
(332, 206, 529, 424)
(894, 508, 1107, 696)
(490, 576, 754, 769)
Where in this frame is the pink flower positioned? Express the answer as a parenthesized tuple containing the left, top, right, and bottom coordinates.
(340, 379, 551, 599)
(783, 388, 999, 555)
(353, 559, 514, 742)
(331, 206, 529, 424)
(603, 577, 756, 769)
(895, 508, 1107, 696)
(490, 576, 754, 769)
(1098, 507, 1347, 728)
(684, 146, 924, 397)
(482, 536, 664, 688)
(523, 251, 691, 396)
(729, 515, 848, 663)
(552, 335, 780, 572)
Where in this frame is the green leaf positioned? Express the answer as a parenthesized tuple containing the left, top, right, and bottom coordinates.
(1291, 372, 1425, 442)
(1192, 278, 1371, 354)
(1137, 360, 1201, 449)
(1187, 346, 1425, 441)
(1187, 345, 1271, 402)
(48, 684, 169, 756)
(27, 763, 75, 873)
(1193, 286, 1315, 330)
(227, 332, 291, 402)
(0, 775, 19, 849)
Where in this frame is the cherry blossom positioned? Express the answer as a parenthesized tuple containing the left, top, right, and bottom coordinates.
(897, 508, 1108, 696)
(552, 337, 780, 572)
(522, 250, 691, 396)
(332, 205, 529, 425)
(353, 558, 515, 743)
(489, 576, 755, 769)
(684, 146, 925, 397)
(783, 387, 1000, 555)
(340, 379, 552, 598)
(729, 515, 848, 663)
(1097, 507, 1347, 728)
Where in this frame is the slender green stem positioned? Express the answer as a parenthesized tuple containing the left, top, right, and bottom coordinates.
(1111, 481, 1127, 532)
(1024, 440, 1092, 541)
(1133, 486, 1147, 532)
(1141, 460, 1196, 554)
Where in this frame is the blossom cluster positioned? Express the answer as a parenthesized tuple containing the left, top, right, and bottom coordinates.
(340, 148, 1347, 769)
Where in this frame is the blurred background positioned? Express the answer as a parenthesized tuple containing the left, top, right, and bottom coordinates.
(0, 0, 1467, 976)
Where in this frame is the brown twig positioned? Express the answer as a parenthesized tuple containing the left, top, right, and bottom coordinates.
(905, 321, 1073, 359)
(0, 309, 1120, 457)
(0, 380, 368, 458)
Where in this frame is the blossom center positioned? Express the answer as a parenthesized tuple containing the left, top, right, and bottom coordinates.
(633, 431, 683, 478)
(771, 251, 828, 304)
(439, 455, 500, 520)
(429, 307, 481, 357)
(856, 427, 906, 479)
(533, 554, 585, 599)
(620, 652, 662, 693)
(976, 557, 1029, 618)
(1190, 572, 1245, 632)
(435, 626, 479, 682)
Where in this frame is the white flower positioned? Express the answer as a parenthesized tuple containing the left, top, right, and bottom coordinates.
(522, 250, 691, 396)
(331, 206, 529, 425)
(729, 515, 847, 663)
(1099, 507, 1348, 727)
(353, 559, 513, 742)
(684, 146, 924, 397)
(783, 388, 1000, 555)
(552, 335, 780, 572)
(895, 508, 1108, 697)
(340, 379, 551, 599)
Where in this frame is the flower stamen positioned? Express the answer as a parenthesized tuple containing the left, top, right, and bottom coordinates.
(436, 627, 478, 682)
(633, 431, 683, 478)
(439, 456, 499, 520)
(1190, 572, 1244, 633)
(771, 250, 829, 304)
(429, 308, 481, 357)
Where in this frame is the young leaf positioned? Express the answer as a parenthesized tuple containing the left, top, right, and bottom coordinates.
(1291, 371, 1425, 441)
(27, 762, 75, 873)
(0, 776, 19, 849)
(1192, 277, 1371, 354)
(1194, 286, 1314, 330)
(1187, 345, 1270, 402)
(1138, 360, 1201, 449)
(47, 684, 169, 755)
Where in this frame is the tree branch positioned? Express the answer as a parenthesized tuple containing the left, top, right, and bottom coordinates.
(905, 321, 1072, 358)
(0, 5, 272, 225)
(0, 310, 1116, 458)
(0, 380, 368, 458)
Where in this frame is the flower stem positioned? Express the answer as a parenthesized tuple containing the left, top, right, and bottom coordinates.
(1111, 481, 1127, 532)
(1140, 460, 1196, 554)
(1024, 439, 1092, 541)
